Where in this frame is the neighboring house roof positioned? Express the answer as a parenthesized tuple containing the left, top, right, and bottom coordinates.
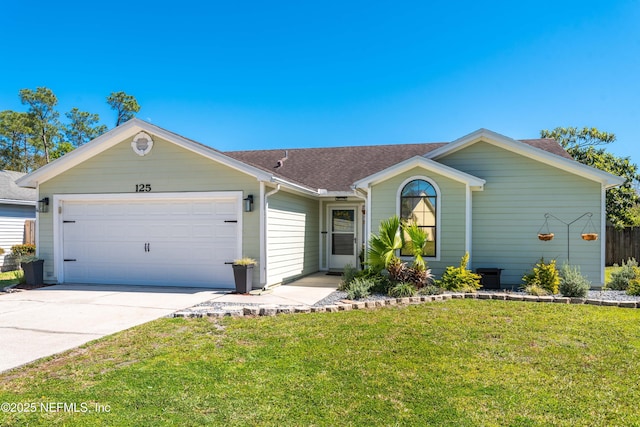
(0, 170, 36, 206)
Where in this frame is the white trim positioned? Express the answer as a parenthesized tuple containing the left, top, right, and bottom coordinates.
(263, 184, 281, 287)
(353, 156, 485, 190)
(396, 176, 441, 262)
(0, 199, 36, 206)
(465, 184, 472, 264)
(271, 176, 320, 196)
(16, 119, 273, 188)
(326, 203, 360, 271)
(600, 185, 607, 286)
(318, 199, 325, 271)
(52, 191, 243, 284)
(366, 187, 372, 260)
(259, 181, 266, 286)
(131, 131, 154, 156)
(35, 186, 41, 261)
(426, 128, 625, 188)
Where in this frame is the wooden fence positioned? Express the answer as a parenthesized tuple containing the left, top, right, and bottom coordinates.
(24, 220, 35, 245)
(606, 225, 640, 265)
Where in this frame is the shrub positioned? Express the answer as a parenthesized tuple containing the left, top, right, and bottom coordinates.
(626, 273, 640, 296)
(522, 258, 559, 295)
(388, 282, 416, 298)
(345, 277, 374, 300)
(340, 264, 359, 291)
(406, 266, 434, 289)
(524, 284, 549, 296)
(436, 253, 481, 292)
(558, 263, 590, 298)
(607, 258, 638, 290)
(368, 273, 393, 295)
(341, 267, 392, 294)
(417, 285, 443, 296)
(11, 244, 35, 257)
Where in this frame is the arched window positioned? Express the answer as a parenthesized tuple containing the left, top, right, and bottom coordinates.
(400, 179, 437, 257)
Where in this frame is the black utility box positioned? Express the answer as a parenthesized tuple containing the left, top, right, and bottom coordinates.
(476, 268, 502, 289)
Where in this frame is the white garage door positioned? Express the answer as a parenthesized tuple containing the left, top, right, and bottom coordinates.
(61, 195, 240, 288)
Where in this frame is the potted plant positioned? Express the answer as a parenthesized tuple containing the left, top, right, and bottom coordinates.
(20, 255, 44, 287)
(232, 257, 257, 294)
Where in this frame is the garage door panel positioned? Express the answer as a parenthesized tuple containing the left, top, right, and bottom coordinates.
(62, 196, 239, 288)
(192, 202, 214, 215)
(215, 201, 236, 215)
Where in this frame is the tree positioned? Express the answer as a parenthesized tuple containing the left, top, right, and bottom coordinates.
(106, 91, 140, 126)
(0, 110, 34, 172)
(541, 126, 640, 228)
(541, 126, 616, 152)
(63, 107, 107, 147)
(19, 87, 60, 164)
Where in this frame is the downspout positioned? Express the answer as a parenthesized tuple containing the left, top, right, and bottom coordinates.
(352, 187, 369, 268)
(262, 184, 281, 290)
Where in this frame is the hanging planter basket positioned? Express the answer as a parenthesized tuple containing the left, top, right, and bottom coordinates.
(538, 233, 554, 241)
(581, 233, 598, 241)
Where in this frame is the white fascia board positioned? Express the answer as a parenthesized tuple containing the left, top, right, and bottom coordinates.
(320, 190, 360, 198)
(270, 176, 320, 196)
(352, 156, 485, 190)
(0, 198, 36, 206)
(427, 128, 625, 188)
(16, 118, 273, 188)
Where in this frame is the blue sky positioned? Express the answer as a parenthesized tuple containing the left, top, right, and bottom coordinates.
(2, 1, 639, 162)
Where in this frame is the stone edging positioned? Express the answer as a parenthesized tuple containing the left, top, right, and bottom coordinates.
(172, 292, 639, 318)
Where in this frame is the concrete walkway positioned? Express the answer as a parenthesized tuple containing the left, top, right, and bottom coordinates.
(211, 272, 341, 306)
(0, 273, 339, 373)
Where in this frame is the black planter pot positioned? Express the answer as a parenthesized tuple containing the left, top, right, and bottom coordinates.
(232, 264, 254, 294)
(21, 259, 44, 286)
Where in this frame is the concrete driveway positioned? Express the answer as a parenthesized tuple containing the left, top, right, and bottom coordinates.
(0, 285, 225, 373)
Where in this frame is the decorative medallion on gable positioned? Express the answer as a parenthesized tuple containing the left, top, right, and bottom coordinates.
(131, 132, 154, 156)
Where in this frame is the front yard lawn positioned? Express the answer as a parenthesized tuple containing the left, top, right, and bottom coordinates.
(1, 300, 640, 426)
(0, 270, 22, 288)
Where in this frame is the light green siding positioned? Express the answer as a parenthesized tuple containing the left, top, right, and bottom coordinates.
(267, 189, 319, 284)
(38, 135, 262, 283)
(370, 166, 468, 277)
(439, 141, 603, 286)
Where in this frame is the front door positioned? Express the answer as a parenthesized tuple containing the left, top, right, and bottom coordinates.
(329, 207, 357, 271)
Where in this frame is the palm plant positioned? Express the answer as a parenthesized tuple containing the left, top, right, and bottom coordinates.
(367, 215, 402, 272)
(367, 216, 434, 288)
(402, 220, 428, 271)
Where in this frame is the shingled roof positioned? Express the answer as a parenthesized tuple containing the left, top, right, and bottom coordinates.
(0, 170, 36, 203)
(225, 138, 572, 192)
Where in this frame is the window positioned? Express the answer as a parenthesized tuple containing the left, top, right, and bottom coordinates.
(400, 179, 437, 257)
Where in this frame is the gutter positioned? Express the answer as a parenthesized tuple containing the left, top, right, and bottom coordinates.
(352, 187, 369, 267)
(0, 199, 37, 206)
(261, 184, 281, 291)
(271, 176, 319, 196)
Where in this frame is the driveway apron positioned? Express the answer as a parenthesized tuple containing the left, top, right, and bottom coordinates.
(0, 285, 224, 373)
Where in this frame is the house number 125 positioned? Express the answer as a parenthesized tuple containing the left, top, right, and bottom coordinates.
(135, 184, 152, 192)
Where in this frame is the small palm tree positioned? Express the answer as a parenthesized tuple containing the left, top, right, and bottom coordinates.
(367, 215, 402, 272)
(402, 220, 428, 271)
(367, 216, 434, 287)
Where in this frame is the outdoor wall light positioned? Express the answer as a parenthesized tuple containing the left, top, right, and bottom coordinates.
(244, 195, 254, 212)
(37, 197, 49, 213)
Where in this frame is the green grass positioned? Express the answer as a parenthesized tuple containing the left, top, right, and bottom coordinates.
(1, 300, 640, 426)
(0, 270, 22, 287)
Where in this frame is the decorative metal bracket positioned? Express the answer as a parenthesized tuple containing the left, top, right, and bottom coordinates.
(540, 212, 596, 263)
